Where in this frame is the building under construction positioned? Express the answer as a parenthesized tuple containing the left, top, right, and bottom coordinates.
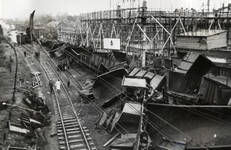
(57, 1, 231, 64)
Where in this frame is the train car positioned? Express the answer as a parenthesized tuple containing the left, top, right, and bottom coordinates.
(16, 33, 27, 44)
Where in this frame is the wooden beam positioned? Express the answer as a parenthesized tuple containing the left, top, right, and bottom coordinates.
(136, 24, 151, 42)
(103, 133, 120, 147)
(125, 17, 137, 52)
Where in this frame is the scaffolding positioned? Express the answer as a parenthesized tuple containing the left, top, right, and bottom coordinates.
(58, 4, 231, 56)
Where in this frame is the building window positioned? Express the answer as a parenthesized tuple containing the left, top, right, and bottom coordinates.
(220, 69, 228, 76)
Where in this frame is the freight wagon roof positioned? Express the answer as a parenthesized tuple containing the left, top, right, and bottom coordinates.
(176, 52, 214, 76)
(128, 68, 165, 90)
(122, 77, 147, 88)
(122, 102, 141, 116)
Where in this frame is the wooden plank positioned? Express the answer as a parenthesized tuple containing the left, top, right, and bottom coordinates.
(105, 59, 110, 68)
(98, 112, 107, 126)
(103, 133, 120, 147)
(207, 32, 227, 49)
(105, 114, 114, 129)
(109, 112, 120, 133)
(106, 109, 116, 130)
(94, 55, 99, 66)
(162, 137, 186, 145)
(177, 31, 228, 50)
(156, 145, 173, 150)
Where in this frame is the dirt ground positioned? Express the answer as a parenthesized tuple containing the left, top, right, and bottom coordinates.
(1, 38, 231, 150)
(0, 41, 114, 150)
(0, 42, 38, 149)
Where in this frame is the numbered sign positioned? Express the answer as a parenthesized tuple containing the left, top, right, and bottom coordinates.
(103, 38, 120, 50)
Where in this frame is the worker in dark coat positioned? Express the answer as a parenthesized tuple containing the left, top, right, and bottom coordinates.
(48, 80, 54, 94)
(134, 89, 144, 102)
(67, 78, 70, 88)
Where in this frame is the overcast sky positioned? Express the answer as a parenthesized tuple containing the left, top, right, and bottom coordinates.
(1, 0, 231, 19)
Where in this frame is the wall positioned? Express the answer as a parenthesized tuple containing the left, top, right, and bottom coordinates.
(176, 36, 207, 50)
(207, 32, 227, 50)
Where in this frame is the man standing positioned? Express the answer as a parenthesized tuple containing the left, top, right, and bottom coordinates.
(67, 78, 70, 88)
(48, 80, 54, 94)
(55, 79, 61, 93)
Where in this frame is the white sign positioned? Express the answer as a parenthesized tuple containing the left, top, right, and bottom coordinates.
(103, 38, 120, 50)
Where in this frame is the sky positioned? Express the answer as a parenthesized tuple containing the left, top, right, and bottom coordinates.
(1, 0, 231, 19)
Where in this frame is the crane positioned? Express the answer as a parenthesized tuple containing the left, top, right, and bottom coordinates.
(26, 10, 40, 59)
(26, 10, 35, 43)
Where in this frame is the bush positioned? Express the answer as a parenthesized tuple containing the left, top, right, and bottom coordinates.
(0, 44, 8, 68)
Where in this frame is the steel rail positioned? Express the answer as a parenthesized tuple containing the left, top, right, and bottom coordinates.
(21, 43, 96, 150)
(40, 51, 94, 150)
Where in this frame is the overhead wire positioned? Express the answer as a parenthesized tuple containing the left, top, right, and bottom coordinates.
(171, 95, 231, 125)
(89, 61, 230, 149)
(38, 43, 183, 149)
(99, 78, 208, 149)
(32, 41, 221, 150)
(95, 73, 231, 131)
(180, 106, 231, 126)
(146, 109, 208, 149)
(100, 74, 231, 148)
(32, 40, 141, 149)
(94, 73, 188, 149)
(22, 22, 146, 148)
(34, 34, 215, 149)
(91, 70, 207, 149)
(22, 35, 191, 150)
(68, 55, 229, 149)
(63, 49, 208, 148)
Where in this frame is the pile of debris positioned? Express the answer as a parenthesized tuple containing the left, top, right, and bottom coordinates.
(79, 79, 95, 102)
(22, 90, 50, 123)
(7, 89, 51, 150)
(93, 67, 166, 149)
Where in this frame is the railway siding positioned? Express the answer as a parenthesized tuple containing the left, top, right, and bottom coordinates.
(21, 43, 97, 150)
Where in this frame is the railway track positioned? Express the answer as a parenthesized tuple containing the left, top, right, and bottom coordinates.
(21, 43, 97, 150)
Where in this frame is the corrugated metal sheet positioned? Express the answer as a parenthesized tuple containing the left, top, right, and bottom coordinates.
(128, 68, 155, 79)
(150, 75, 165, 90)
(135, 70, 147, 77)
(144, 72, 155, 79)
(127, 68, 164, 90)
(128, 68, 140, 76)
(183, 53, 199, 62)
